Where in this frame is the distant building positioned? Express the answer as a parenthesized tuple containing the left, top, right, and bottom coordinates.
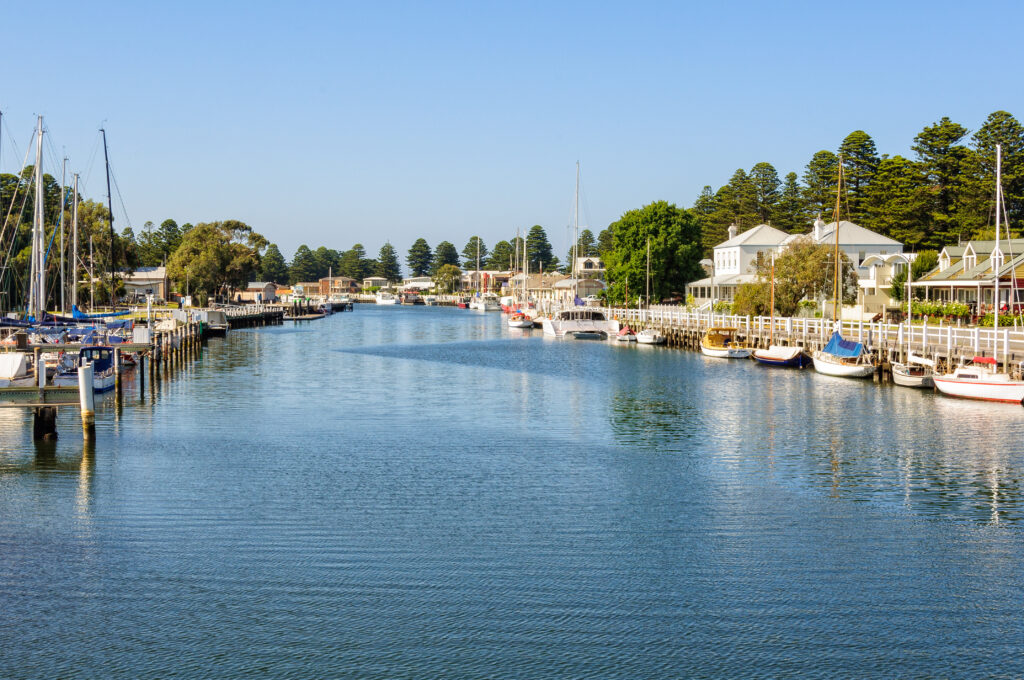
(122, 266, 169, 300)
(460, 270, 510, 293)
(362, 276, 388, 290)
(399, 276, 434, 291)
(320, 276, 359, 295)
(574, 256, 605, 280)
(914, 238, 1024, 312)
(237, 281, 277, 303)
(293, 282, 321, 298)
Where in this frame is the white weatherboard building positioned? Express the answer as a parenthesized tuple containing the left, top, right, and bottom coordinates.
(687, 218, 903, 314)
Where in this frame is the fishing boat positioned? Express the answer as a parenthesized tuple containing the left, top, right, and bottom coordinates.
(700, 327, 751, 358)
(616, 326, 637, 342)
(892, 354, 935, 388)
(375, 291, 398, 305)
(933, 357, 1024, 403)
(507, 312, 534, 328)
(636, 328, 666, 345)
(753, 252, 809, 367)
(53, 346, 116, 392)
(456, 297, 470, 309)
(469, 293, 501, 311)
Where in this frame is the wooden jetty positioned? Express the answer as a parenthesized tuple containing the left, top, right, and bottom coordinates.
(609, 305, 1024, 382)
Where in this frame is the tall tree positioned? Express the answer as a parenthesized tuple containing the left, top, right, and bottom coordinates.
(802, 150, 840, 220)
(596, 226, 614, 259)
(313, 246, 341, 279)
(525, 225, 552, 272)
(406, 238, 433, 276)
(461, 236, 488, 269)
(487, 240, 514, 270)
(338, 243, 369, 280)
(774, 172, 808, 233)
(261, 243, 289, 283)
(749, 162, 781, 224)
(839, 131, 879, 221)
(912, 117, 970, 244)
(431, 240, 459, 274)
(166, 220, 267, 304)
(375, 241, 401, 282)
(862, 156, 932, 246)
(967, 111, 1024, 233)
(605, 201, 703, 304)
(289, 245, 319, 283)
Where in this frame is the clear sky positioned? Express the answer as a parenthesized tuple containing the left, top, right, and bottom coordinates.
(3, 0, 1023, 264)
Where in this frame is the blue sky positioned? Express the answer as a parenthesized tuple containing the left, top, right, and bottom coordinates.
(3, 0, 1023, 263)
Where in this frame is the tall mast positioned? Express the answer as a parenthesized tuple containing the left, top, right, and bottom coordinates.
(769, 252, 775, 345)
(995, 144, 1002, 332)
(832, 157, 843, 323)
(59, 156, 67, 315)
(573, 161, 579, 304)
(101, 127, 115, 307)
(646, 237, 651, 308)
(31, 115, 44, 320)
(72, 173, 79, 311)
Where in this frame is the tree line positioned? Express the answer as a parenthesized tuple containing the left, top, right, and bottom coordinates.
(693, 110, 1024, 253)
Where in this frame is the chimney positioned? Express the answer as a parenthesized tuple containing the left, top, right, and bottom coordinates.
(727, 224, 738, 240)
(813, 214, 825, 241)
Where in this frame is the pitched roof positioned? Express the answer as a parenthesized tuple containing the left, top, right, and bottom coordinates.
(811, 221, 902, 246)
(716, 223, 791, 248)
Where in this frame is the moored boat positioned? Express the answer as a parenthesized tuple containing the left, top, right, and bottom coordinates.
(933, 357, 1024, 403)
(375, 292, 398, 305)
(53, 346, 117, 392)
(811, 331, 874, 378)
(543, 307, 618, 338)
(892, 354, 934, 388)
(636, 328, 666, 345)
(616, 326, 637, 342)
(507, 312, 534, 328)
(700, 327, 751, 358)
(753, 345, 810, 368)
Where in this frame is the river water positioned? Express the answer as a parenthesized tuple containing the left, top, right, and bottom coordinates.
(1, 305, 1023, 678)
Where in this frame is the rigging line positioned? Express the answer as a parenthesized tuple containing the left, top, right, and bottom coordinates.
(81, 131, 102, 198)
(107, 164, 133, 230)
(0, 172, 33, 292)
(0, 128, 37, 256)
(0, 115, 24, 172)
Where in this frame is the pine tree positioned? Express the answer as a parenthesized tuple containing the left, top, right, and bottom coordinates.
(406, 238, 433, 276)
(970, 111, 1024, 226)
(525, 225, 552, 272)
(375, 242, 402, 282)
(261, 243, 289, 283)
(862, 156, 932, 246)
(912, 117, 970, 244)
(749, 162, 781, 224)
(487, 240, 514, 269)
(774, 172, 808, 233)
(430, 241, 459, 274)
(289, 245, 319, 284)
(461, 236, 488, 269)
(838, 131, 879, 222)
(802, 151, 840, 220)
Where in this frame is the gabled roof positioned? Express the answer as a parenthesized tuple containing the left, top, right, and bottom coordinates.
(716, 223, 791, 248)
(811, 221, 902, 246)
(247, 281, 275, 289)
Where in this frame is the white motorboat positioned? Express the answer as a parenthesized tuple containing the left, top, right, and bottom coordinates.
(375, 292, 398, 305)
(892, 354, 934, 388)
(507, 312, 534, 328)
(52, 346, 117, 393)
(812, 331, 874, 378)
(422, 295, 437, 306)
(469, 293, 501, 311)
(933, 357, 1024, 403)
(636, 328, 666, 345)
(700, 327, 751, 358)
(753, 345, 810, 368)
(616, 326, 637, 342)
(543, 307, 618, 338)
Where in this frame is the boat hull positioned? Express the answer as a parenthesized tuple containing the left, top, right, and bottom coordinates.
(891, 363, 934, 388)
(636, 330, 665, 345)
(811, 353, 874, 378)
(933, 376, 1024, 403)
(752, 345, 809, 367)
(700, 343, 751, 359)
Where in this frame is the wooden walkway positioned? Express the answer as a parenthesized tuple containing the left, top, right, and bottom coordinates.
(608, 305, 1024, 368)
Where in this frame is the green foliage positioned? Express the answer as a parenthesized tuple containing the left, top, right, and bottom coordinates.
(752, 236, 856, 316)
(863, 156, 931, 245)
(375, 242, 402, 282)
(605, 201, 703, 305)
(525, 225, 552, 272)
(774, 172, 808, 233)
(461, 236, 488, 269)
(749, 162, 780, 224)
(432, 263, 461, 293)
(732, 281, 770, 316)
(487, 240, 514, 270)
(912, 300, 970, 319)
(167, 220, 267, 300)
(261, 243, 289, 283)
(803, 150, 839, 220)
(289, 245, 319, 283)
(338, 243, 371, 281)
(839, 131, 879, 221)
(406, 238, 433, 276)
(596, 226, 614, 259)
(431, 241, 459, 274)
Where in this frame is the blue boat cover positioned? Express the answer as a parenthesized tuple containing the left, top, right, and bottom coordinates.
(72, 305, 131, 319)
(823, 331, 862, 358)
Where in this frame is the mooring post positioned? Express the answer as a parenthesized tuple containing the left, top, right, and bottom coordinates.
(114, 347, 122, 395)
(34, 347, 42, 386)
(79, 362, 95, 440)
(33, 406, 57, 441)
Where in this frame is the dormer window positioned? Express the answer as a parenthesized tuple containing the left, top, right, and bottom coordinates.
(964, 253, 976, 270)
(992, 249, 1004, 272)
(939, 255, 949, 271)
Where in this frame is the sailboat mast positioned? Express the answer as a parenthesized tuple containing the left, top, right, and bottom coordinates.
(59, 156, 67, 315)
(832, 157, 843, 323)
(995, 143, 1002, 332)
(32, 115, 44, 320)
(646, 237, 650, 309)
(102, 127, 115, 307)
(72, 173, 79, 311)
(573, 161, 579, 302)
(769, 253, 775, 345)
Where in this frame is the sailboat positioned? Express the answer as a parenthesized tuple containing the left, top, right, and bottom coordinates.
(636, 238, 665, 345)
(812, 158, 874, 378)
(933, 143, 1024, 403)
(469, 237, 499, 311)
(753, 253, 809, 367)
(891, 258, 934, 387)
